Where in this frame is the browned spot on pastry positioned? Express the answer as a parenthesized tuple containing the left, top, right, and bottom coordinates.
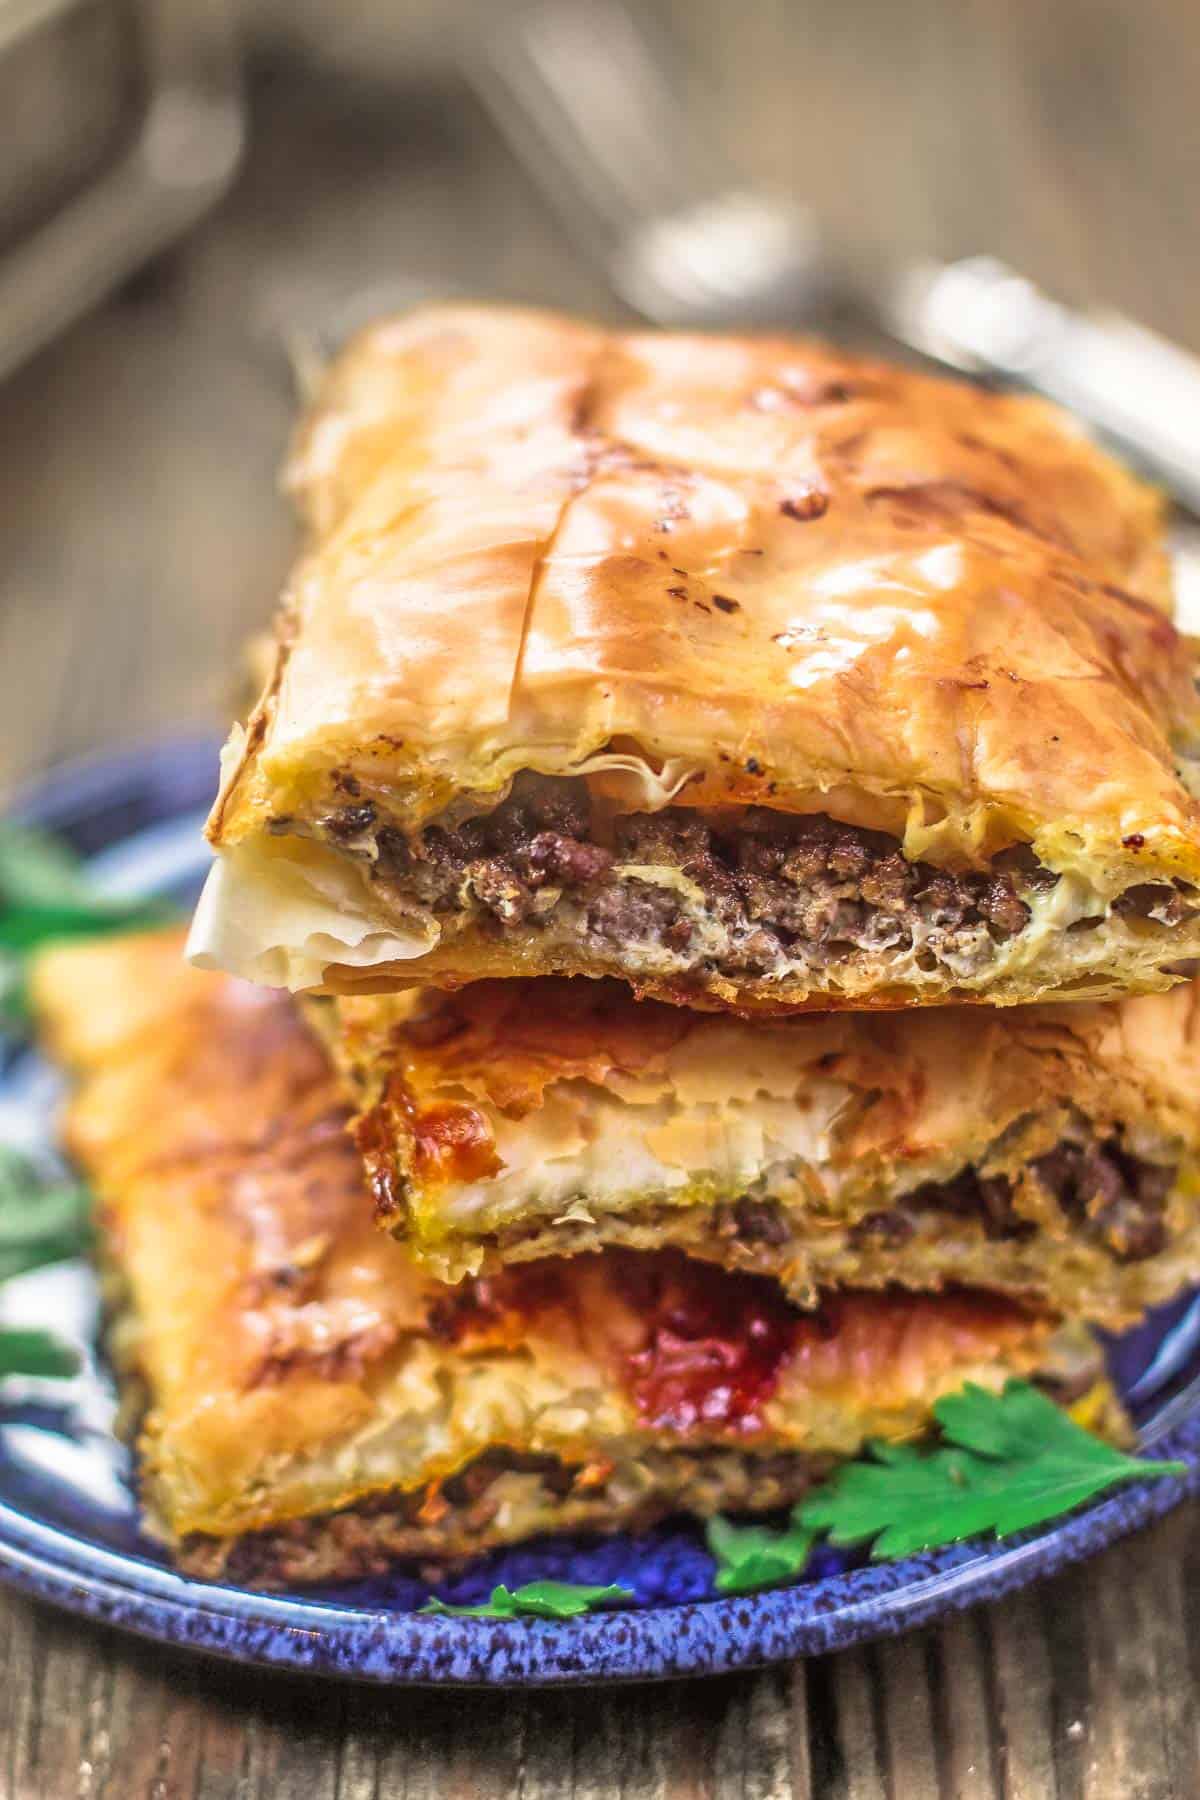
(393, 1081, 501, 1186)
(780, 491, 828, 521)
(864, 480, 1075, 555)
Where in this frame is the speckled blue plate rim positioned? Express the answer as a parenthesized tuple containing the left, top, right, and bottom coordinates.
(1, 736, 1199, 1687)
(0, 1433, 1194, 1686)
(6, 734, 221, 842)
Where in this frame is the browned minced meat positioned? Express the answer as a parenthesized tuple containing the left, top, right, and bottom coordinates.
(324, 774, 1062, 974)
(1030, 1139, 1173, 1260)
(480, 1136, 1174, 1273)
(849, 1135, 1174, 1263)
(1113, 884, 1192, 928)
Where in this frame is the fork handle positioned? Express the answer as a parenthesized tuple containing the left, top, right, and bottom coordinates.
(889, 256, 1200, 514)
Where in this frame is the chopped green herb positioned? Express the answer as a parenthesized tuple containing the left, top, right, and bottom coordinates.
(799, 1381, 1186, 1560)
(0, 1328, 80, 1380)
(705, 1512, 817, 1595)
(422, 1580, 633, 1620)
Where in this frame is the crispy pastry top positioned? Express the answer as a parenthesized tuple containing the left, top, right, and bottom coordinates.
(30, 931, 1049, 1538)
(208, 303, 1200, 892)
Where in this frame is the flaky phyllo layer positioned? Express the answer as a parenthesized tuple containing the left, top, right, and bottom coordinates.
(321, 976, 1200, 1321)
(191, 304, 1200, 1009)
(32, 930, 1082, 1583)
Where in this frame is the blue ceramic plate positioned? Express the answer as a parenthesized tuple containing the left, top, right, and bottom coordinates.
(1, 738, 1199, 1687)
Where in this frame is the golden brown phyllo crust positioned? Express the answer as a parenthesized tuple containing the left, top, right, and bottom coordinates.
(318, 975, 1200, 1324)
(31, 930, 1072, 1582)
(189, 304, 1200, 1011)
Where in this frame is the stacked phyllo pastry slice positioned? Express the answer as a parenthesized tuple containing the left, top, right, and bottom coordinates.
(34, 931, 1073, 1586)
(191, 306, 1200, 1012)
(320, 978, 1200, 1324)
(38, 306, 1200, 1585)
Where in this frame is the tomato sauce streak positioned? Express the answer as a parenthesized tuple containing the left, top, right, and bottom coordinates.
(428, 1251, 800, 1433)
(427, 1265, 565, 1346)
(621, 1254, 798, 1434)
(410, 1100, 501, 1182)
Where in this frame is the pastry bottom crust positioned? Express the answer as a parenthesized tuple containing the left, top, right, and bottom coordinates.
(177, 1445, 830, 1588)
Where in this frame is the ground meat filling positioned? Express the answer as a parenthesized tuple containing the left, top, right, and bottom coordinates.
(479, 1138, 1174, 1274)
(849, 1137, 1173, 1263)
(324, 773, 1054, 980)
(1030, 1139, 1173, 1261)
(181, 1446, 824, 1588)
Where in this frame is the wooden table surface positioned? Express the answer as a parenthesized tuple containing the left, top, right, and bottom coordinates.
(2, 10, 1200, 1792)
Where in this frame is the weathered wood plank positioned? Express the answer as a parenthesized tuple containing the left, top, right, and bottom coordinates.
(1077, 1519, 1200, 1800)
(0, 1507, 1197, 1800)
(987, 1588, 1063, 1800)
(926, 1612, 1004, 1799)
(820, 1648, 890, 1799)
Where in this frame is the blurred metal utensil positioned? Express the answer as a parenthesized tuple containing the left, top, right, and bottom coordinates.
(891, 258, 1200, 517)
(471, 0, 1200, 515)
(469, 0, 829, 327)
(0, 0, 242, 383)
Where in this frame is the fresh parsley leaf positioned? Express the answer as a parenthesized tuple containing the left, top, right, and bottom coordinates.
(935, 1379, 1114, 1463)
(0, 950, 25, 1029)
(800, 1381, 1186, 1559)
(0, 1146, 91, 1280)
(508, 1580, 632, 1618)
(0, 899, 175, 954)
(0, 1233, 89, 1284)
(0, 822, 177, 1032)
(0, 825, 97, 911)
(0, 826, 145, 1379)
(0, 1329, 80, 1380)
(0, 1148, 91, 1378)
(706, 1512, 818, 1594)
(422, 1580, 632, 1620)
(0, 1147, 91, 1237)
(704, 1382, 1185, 1593)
